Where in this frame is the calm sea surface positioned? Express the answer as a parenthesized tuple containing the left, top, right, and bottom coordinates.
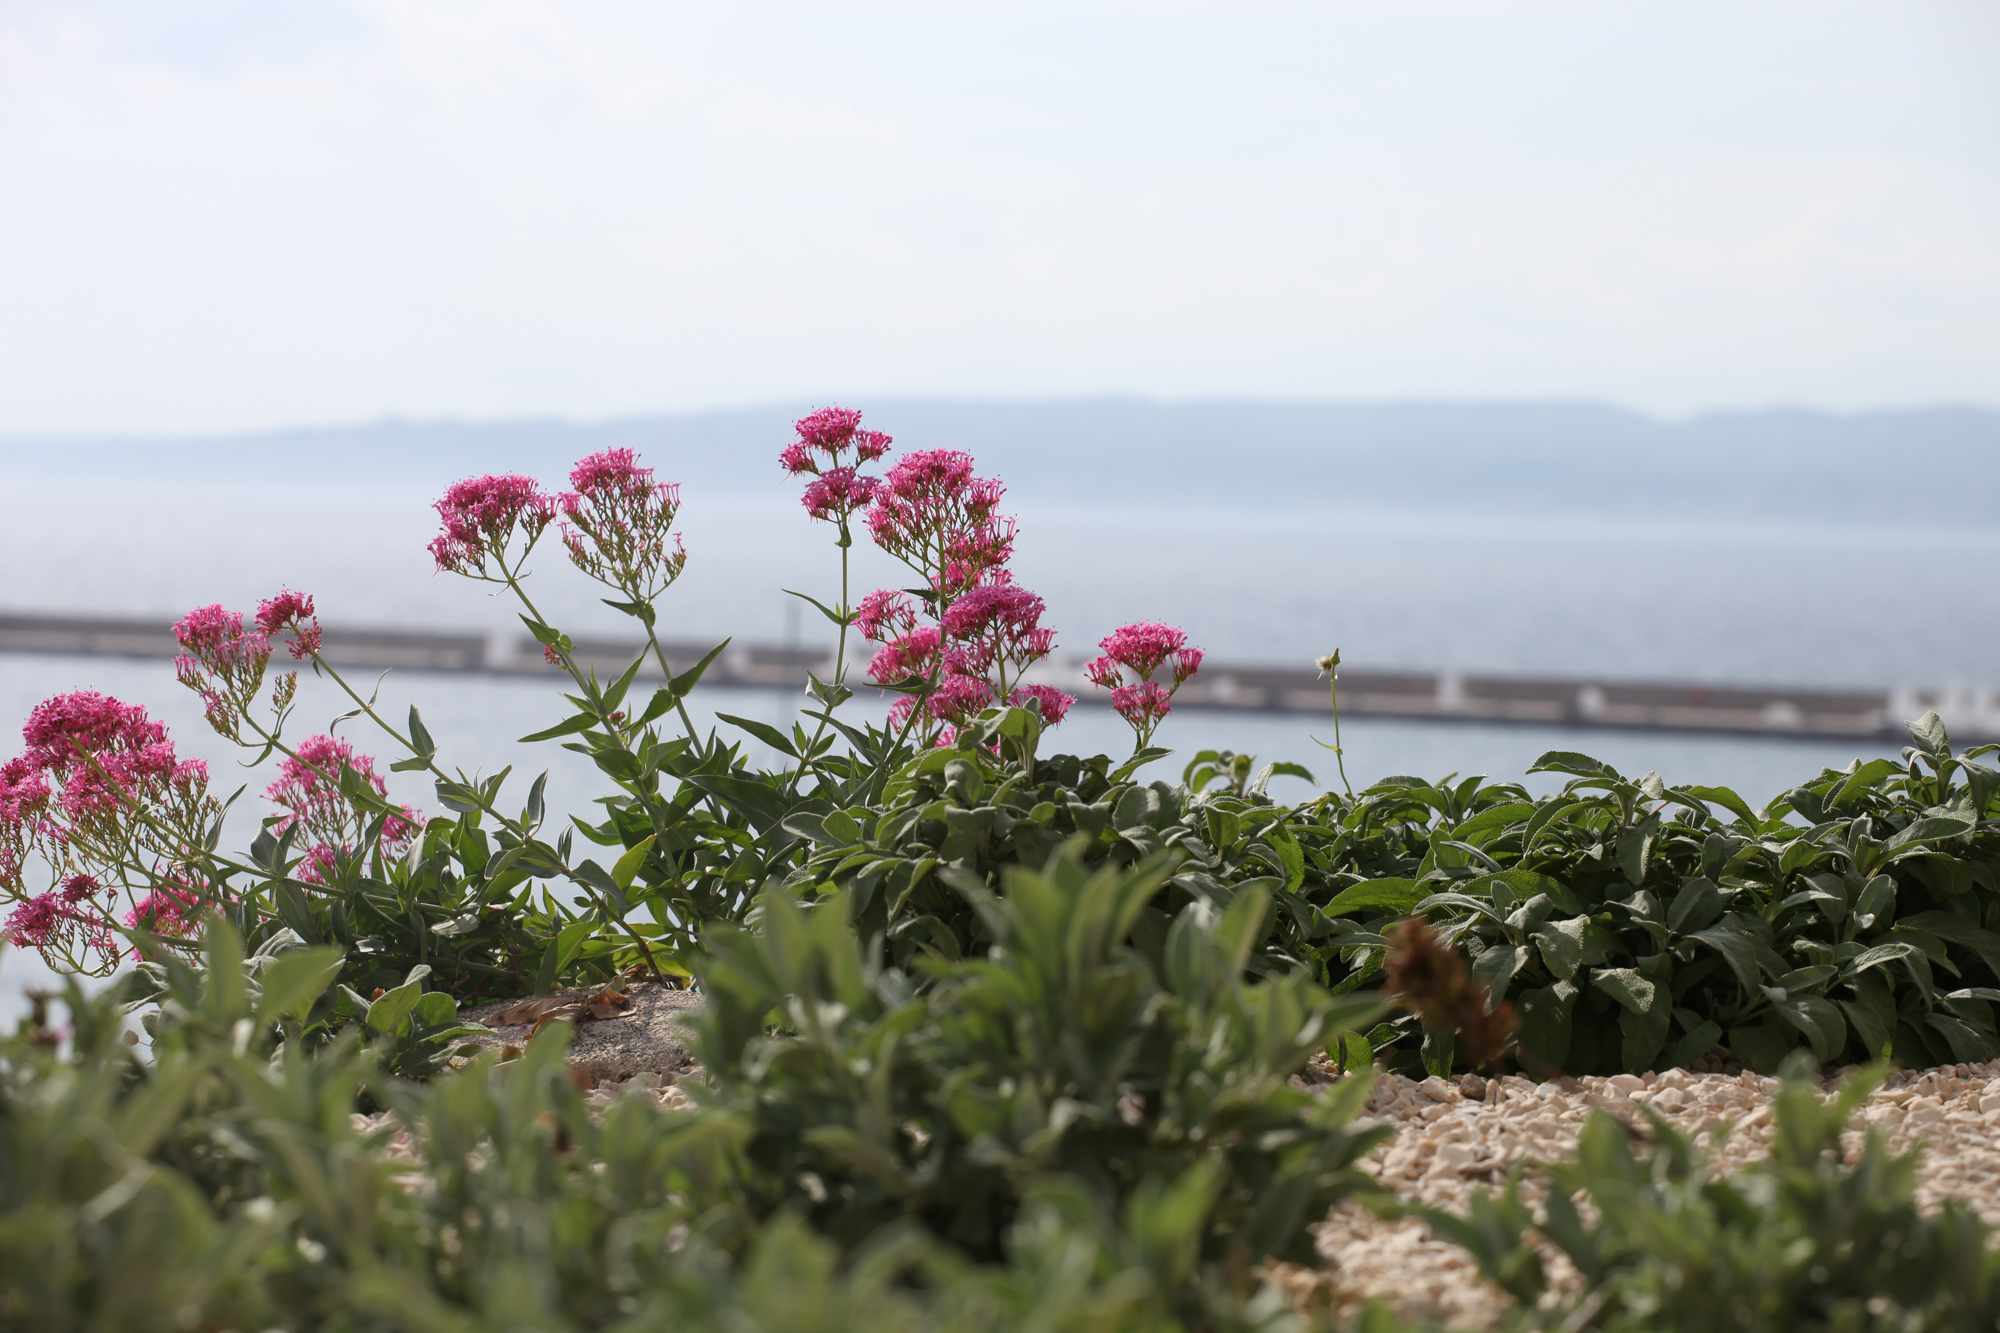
(3, 478, 1994, 1017)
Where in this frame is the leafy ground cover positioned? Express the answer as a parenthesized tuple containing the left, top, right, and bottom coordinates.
(5, 405, 2000, 1327)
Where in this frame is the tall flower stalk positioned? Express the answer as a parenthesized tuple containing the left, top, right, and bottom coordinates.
(1086, 622, 1204, 752)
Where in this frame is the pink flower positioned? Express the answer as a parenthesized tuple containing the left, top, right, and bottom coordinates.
(801, 466, 883, 522)
(60, 873, 101, 904)
(4, 892, 60, 947)
(568, 448, 654, 498)
(255, 588, 323, 659)
(23, 691, 166, 773)
(855, 589, 919, 643)
(928, 673, 994, 726)
(867, 625, 943, 684)
(0, 757, 50, 828)
(266, 735, 421, 870)
(1095, 622, 1188, 681)
(796, 406, 864, 451)
(1008, 685, 1075, 726)
(1111, 681, 1173, 730)
(173, 606, 275, 737)
(124, 883, 201, 941)
(780, 441, 817, 475)
(557, 452, 686, 598)
(1088, 623, 1201, 748)
(866, 450, 1015, 598)
(429, 473, 555, 575)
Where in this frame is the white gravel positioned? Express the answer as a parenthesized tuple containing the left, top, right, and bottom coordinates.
(1310, 1059, 2000, 1329)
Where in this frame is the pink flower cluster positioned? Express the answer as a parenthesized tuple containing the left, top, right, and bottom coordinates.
(557, 449, 688, 599)
(865, 450, 1017, 599)
(781, 406, 894, 524)
(264, 733, 421, 885)
(1085, 622, 1204, 746)
(826, 438, 1072, 741)
(1, 691, 216, 970)
(256, 588, 323, 659)
(174, 602, 275, 738)
(429, 473, 555, 577)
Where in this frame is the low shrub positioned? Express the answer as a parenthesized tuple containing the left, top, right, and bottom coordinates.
(1286, 715, 2000, 1075)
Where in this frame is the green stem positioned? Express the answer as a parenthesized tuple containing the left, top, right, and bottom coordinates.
(1329, 667, 1355, 800)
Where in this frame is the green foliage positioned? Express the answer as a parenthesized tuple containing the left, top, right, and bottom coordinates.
(695, 848, 1390, 1282)
(1291, 713, 2000, 1075)
(1420, 1058, 2000, 1330)
(780, 708, 1344, 981)
(0, 883, 1372, 1332)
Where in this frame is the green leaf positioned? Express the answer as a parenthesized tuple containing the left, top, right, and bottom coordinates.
(782, 587, 852, 628)
(612, 835, 657, 891)
(1690, 918, 1764, 994)
(716, 713, 801, 758)
(1590, 967, 1656, 1016)
(1771, 995, 1846, 1064)
(1532, 917, 1587, 981)
(252, 945, 345, 1026)
(1900, 911, 2000, 982)
(1516, 981, 1577, 1070)
(1322, 878, 1428, 918)
(1666, 877, 1727, 935)
(519, 614, 562, 646)
(519, 712, 598, 744)
(670, 638, 732, 697)
(1528, 751, 1621, 779)
(1682, 784, 1760, 827)
(1906, 710, 1949, 757)
(1110, 747, 1173, 784)
(1661, 1020, 1722, 1070)
(1470, 944, 1529, 1006)
(638, 687, 679, 726)
(365, 976, 425, 1037)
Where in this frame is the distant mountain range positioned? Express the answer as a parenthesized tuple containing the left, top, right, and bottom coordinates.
(4, 399, 1996, 526)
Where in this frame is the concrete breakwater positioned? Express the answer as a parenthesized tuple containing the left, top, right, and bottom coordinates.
(3, 610, 1993, 745)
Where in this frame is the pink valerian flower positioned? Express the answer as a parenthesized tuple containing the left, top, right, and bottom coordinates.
(801, 466, 884, 522)
(23, 691, 166, 774)
(429, 473, 556, 576)
(854, 589, 920, 643)
(124, 882, 202, 944)
(3, 892, 60, 948)
(929, 673, 994, 726)
(941, 580, 1058, 694)
(2, 692, 219, 972)
(1092, 622, 1188, 681)
(787, 407, 894, 471)
(255, 588, 323, 659)
(265, 734, 421, 878)
(557, 449, 688, 600)
(0, 756, 51, 830)
(1008, 684, 1076, 727)
(1111, 682, 1173, 731)
(865, 451, 1016, 599)
(783, 408, 893, 531)
(174, 604, 275, 740)
(1086, 622, 1203, 750)
(867, 625, 944, 685)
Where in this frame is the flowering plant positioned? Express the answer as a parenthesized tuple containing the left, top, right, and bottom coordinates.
(1086, 621, 1204, 750)
(2, 405, 1205, 997)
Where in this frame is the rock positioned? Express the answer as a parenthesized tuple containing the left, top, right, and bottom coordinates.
(463, 979, 702, 1087)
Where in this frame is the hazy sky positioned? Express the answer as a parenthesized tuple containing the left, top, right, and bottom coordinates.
(1, 0, 1995, 433)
